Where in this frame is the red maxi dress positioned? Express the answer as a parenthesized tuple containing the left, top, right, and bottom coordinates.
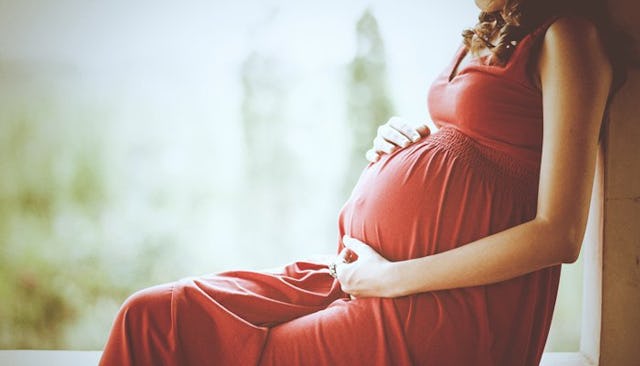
(100, 18, 561, 366)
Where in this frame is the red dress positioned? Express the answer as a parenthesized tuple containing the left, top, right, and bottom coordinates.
(100, 18, 561, 366)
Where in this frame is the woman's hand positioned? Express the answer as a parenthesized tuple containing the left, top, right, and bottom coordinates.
(365, 117, 432, 163)
(334, 236, 397, 298)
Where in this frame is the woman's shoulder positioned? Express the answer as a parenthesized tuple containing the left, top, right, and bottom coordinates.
(543, 16, 603, 50)
(530, 15, 612, 91)
(540, 15, 610, 70)
(536, 15, 613, 103)
(545, 14, 635, 93)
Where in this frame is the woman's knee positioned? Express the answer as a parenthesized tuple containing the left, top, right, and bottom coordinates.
(118, 283, 174, 322)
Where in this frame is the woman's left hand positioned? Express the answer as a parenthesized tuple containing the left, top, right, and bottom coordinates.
(334, 235, 396, 298)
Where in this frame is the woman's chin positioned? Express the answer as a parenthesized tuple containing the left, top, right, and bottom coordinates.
(474, 0, 505, 12)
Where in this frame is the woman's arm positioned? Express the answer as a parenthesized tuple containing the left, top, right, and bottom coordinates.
(336, 17, 613, 298)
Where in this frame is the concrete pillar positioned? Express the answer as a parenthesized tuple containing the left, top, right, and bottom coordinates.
(601, 0, 640, 364)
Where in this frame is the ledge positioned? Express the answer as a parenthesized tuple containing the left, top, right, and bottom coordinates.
(0, 350, 595, 365)
(0, 350, 102, 366)
(540, 352, 596, 366)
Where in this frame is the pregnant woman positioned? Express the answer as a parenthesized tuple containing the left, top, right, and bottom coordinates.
(100, 0, 631, 365)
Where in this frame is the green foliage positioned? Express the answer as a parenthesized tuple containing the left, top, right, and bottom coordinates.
(0, 99, 153, 349)
(237, 50, 300, 256)
(344, 9, 395, 195)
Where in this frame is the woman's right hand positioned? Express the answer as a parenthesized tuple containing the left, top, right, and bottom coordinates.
(365, 117, 432, 163)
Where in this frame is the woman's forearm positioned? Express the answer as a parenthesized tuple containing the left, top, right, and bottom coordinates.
(385, 218, 576, 297)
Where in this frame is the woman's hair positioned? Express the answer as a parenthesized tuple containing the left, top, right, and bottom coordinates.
(462, 0, 636, 91)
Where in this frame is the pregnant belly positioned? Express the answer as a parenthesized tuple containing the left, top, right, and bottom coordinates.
(337, 127, 539, 261)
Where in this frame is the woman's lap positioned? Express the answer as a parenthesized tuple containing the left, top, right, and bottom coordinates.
(259, 297, 413, 365)
(100, 264, 495, 366)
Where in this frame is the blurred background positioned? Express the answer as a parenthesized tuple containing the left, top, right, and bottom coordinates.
(0, 0, 581, 351)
